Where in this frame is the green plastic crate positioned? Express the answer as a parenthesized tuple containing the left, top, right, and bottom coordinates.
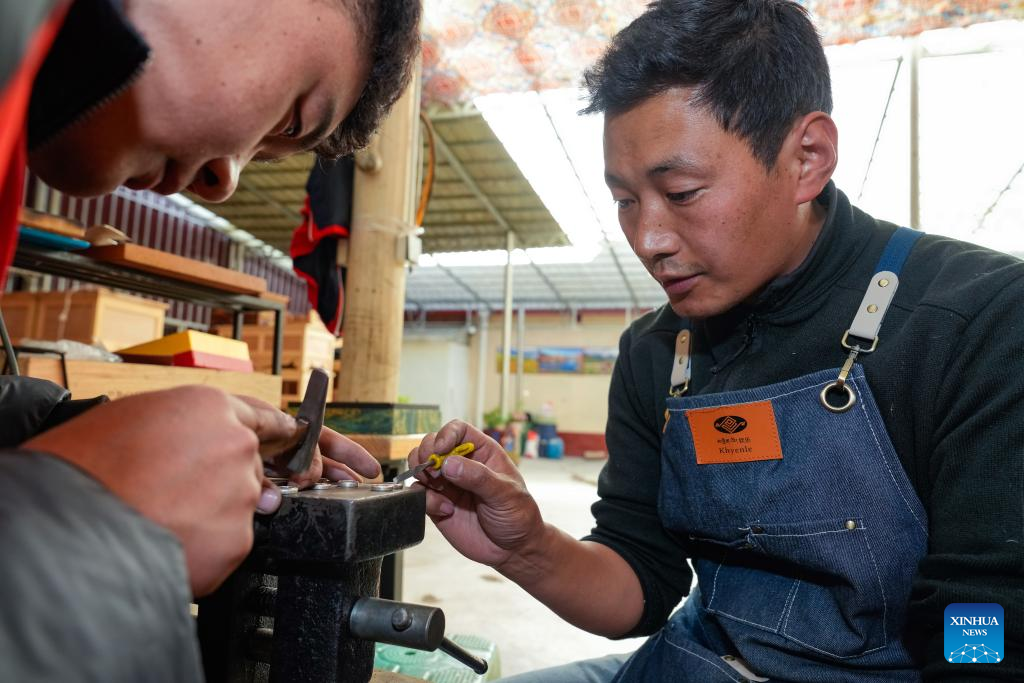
(373, 634, 500, 682)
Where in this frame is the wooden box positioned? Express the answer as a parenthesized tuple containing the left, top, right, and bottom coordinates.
(0, 295, 36, 341)
(18, 356, 282, 406)
(1, 288, 167, 351)
(214, 313, 338, 407)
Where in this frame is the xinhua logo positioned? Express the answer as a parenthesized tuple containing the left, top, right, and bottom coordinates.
(945, 603, 1003, 664)
(713, 416, 747, 434)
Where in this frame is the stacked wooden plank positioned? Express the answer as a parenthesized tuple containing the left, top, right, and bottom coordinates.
(18, 356, 281, 406)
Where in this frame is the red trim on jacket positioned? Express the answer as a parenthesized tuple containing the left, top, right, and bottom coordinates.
(0, 3, 70, 290)
(289, 196, 350, 259)
(289, 195, 347, 332)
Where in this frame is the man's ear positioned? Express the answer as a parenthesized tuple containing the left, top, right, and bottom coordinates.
(786, 111, 838, 205)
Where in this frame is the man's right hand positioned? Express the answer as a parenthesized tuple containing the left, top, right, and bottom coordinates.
(22, 385, 296, 597)
(408, 420, 545, 570)
(409, 420, 647, 638)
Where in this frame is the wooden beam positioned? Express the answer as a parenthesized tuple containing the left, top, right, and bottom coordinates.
(335, 67, 421, 403)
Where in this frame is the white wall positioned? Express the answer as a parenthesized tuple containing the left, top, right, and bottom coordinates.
(469, 310, 635, 434)
(400, 310, 647, 434)
(398, 335, 471, 425)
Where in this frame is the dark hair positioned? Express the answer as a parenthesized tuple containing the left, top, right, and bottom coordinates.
(582, 0, 831, 169)
(315, 0, 422, 158)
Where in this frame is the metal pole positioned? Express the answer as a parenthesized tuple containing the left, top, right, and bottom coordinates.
(474, 310, 489, 428)
(272, 307, 283, 375)
(499, 232, 515, 420)
(0, 310, 20, 376)
(857, 56, 903, 203)
(515, 307, 525, 412)
(909, 38, 921, 229)
(232, 310, 244, 341)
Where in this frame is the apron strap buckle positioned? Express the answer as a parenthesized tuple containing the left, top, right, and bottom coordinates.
(821, 346, 860, 413)
(841, 330, 878, 354)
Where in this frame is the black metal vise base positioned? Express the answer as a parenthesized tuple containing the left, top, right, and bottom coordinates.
(198, 484, 426, 683)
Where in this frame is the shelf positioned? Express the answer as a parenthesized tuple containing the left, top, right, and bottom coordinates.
(12, 244, 285, 373)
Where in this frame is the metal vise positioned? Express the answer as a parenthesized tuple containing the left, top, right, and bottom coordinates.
(197, 481, 485, 682)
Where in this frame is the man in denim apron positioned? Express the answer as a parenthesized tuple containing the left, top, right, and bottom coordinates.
(407, 0, 1023, 680)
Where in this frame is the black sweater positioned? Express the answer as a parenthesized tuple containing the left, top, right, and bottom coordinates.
(585, 183, 1024, 680)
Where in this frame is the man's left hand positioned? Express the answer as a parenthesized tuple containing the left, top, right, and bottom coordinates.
(234, 395, 382, 488)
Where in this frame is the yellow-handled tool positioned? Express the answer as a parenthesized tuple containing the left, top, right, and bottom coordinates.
(393, 442, 476, 484)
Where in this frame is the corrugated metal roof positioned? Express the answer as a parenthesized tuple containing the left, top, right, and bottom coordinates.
(189, 108, 664, 311)
(188, 111, 567, 255)
(406, 239, 666, 311)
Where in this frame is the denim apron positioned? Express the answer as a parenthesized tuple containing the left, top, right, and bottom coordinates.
(613, 229, 928, 683)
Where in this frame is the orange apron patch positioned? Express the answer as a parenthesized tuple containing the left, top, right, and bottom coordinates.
(685, 401, 783, 465)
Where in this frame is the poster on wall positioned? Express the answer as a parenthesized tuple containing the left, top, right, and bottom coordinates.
(582, 348, 618, 374)
(499, 348, 539, 373)
(497, 346, 618, 374)
(538, 347, 583, 373)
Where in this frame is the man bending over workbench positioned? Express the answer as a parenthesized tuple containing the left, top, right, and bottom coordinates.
(0, 0, 421, 679)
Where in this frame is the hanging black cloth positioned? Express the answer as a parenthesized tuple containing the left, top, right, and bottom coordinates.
(290, 157, 354, 335)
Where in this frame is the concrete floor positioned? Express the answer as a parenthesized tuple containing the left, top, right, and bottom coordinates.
(401, 457, 647, 678)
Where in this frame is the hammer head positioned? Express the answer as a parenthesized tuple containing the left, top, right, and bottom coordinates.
(278, 367, 330, 474)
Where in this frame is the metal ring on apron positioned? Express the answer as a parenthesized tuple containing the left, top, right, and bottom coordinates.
(819, 381, 857, 413)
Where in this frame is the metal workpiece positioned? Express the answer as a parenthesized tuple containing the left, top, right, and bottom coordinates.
(226, 588, 489, 679)
(348, 596, 446, 650)
(253, 484, 425, 564)
(199, 484, 428, 683)
(336, 479, 360, 488)
(271, 566, 383, 682)
(243, 584, 278, 616)
(198, 569, 276, 683)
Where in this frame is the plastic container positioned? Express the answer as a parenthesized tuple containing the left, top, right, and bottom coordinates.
(545, 436, 564, 459)
(373, 633, 500, 681)
(533, 423, 558, 441)
(523, 430, 540, 459)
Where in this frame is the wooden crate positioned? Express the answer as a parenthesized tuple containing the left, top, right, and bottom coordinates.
(216, 316, 336, 371)
(209, 291, 290, 328)
(280, 367, 335, 408)
(1, 288, 167, 350)
(214, 313, 337, 407)
(0, 295, 37, 340)
(18, 356, 282, 406)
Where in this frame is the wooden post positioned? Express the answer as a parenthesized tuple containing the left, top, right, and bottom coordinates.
(336, 69, 421, 403)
